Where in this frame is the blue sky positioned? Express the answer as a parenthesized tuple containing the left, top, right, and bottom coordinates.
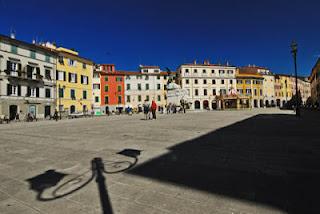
(0, 0, 319, 76)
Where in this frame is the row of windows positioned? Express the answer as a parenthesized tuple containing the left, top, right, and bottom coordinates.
(237, 89, 263, 96)
(237, 80, 263, 84)
(57, 71, 89, 84)
(126, 95, 163, 103)
(10, 45, 51, 62)
(184, 69, 234, 75)
(7, 84, 51, 98)
(58, 56, 87, 69)
(127, 83, 163, 90)
(6, 61, 53, 80)
(59, 88, 88, 100)
(125, 75, 166, 80)
(103, 96, 122, 104)
(185, 79, 233, 85)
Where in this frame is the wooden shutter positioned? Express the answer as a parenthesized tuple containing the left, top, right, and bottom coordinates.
(75, 74, 78, 83)
(36, 88, 40, 97)
(6, 61, 11, 71)
(17, 85, 21, 96)
(7, 84, 12, 95)
(56, 70, 59, 80)
(81, 75, 83, 84)
(63, 71, 66, 81)
(68, 73, 71, 82)
(36, 67, 40, 75)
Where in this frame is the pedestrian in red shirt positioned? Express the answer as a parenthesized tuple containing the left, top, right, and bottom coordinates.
(151, 100, 157, 120)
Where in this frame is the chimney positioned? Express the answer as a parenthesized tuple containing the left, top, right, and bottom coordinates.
(193, 60, 197, 65)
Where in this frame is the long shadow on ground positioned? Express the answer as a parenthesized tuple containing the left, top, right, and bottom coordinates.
(128, 111, 320, 213)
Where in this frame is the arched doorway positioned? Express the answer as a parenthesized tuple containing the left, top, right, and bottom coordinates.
(271, 100, 275, 107)
(9, 105, 17, 120)
(211, 101, 217, 110)
(203, 100, 209, 110)
(282, 100, 286, 107)
(194, 100, 200, 109)
(254, 100, 258, 108)
(276, 99, 280, 107)
(265, 100, 269, 107)
(70, 105, 76, 114)
(260, 100, 264, 108)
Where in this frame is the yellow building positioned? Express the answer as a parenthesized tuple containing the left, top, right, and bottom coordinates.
(278, 74, 293, 106)
(236, 71, 264, 108)
(56, 47, 93, 115)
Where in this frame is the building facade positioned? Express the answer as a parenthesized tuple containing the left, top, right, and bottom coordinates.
(236, 71, 264, 108)
(92, 65, 101, 115)
(123, 65, 167, 112)
(55, 47, 93, 115)
(178, 61, 237, 110)
(99, 64, 125, 113)
(310, 58, 320, 105)
(0, 34, 57, 120)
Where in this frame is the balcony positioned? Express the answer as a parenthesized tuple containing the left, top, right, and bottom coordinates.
(4, 69, 44, 88)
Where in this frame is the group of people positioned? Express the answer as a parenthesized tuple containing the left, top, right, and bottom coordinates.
(143, 100, 158, 120)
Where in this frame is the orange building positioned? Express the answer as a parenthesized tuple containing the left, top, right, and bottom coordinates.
(99, 64, 125, 113)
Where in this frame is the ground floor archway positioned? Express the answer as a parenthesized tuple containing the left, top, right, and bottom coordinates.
(9, 105, 17, 120)
(203, 100, 209, 110)
(194, 100, 200, 109)
(70, 105, 76, 114)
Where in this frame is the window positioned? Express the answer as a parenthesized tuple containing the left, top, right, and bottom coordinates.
(59, 88, 64, 98)
(245, 80, 251, 84)
(36, 88, 40, 97)
(104, 85, 109, 92)
(220, 89, 227, 95)
(126, 76, 131, 80)
(68, 59, 76, 66)
(58, 71, 66, 81)
(127, 84, 131, 90)
(227, 70, 233, 74)
(117, 85, 122, 92)
(116, 77, 123, 82)
(185, 69, 189, 73)
(260, 89, 263, 96)
(254, 89, 257, 96)
(11, 45, 18, 54)
(95, 96, 99, 103)
(45, 88, 51, 98)
(203, 69, 206, 74)
(194, 69, 198, 73)
(229, 80, 233, 84)
(195, 89, 199, 96)
(105, 96, 109, 104)
(83, 90, 87, 99)
(138, 95, 142, 102)
(82, 63, 86, 69)
(81, 75, 88, 85)
(157, 95, 161, 101)
(30, 51, 36, 59)
(146, 84, 149, 90)
(45, 69, 51, 80)
(186, 79, 189, 84)
(45, 55, 50, 63)
(157, 76, 160, 80)
(143, 69, 148, 73)
(154, 69, 160, 73)
(138, 84, 141, 90)
(127, 95, 131, 103)
(204, 89, 207, 96)
(211, 70, 215, 74)
(118, 96, 122, 104)
(212, 79, 216, 84)
(93, 73, 100, 78)
(58, 56, 64, 64)
(237, 80, 243, 84)
(7, 84, 12, 95)
(145, 76, 149, 80)
(157, 84, 161, 90)
(146, 95, 150, 101)
(195, 79, 198, 84)
(104, 76, 108, 81)
(69, 73, 77, 83)
(221, 79, 225, 84)
(93, 84, 100, 89)
(203, 79, 207, 84)
(70, 89, 76, 100)
(212, 89, 216, 95)
(246, 89, 251, 95)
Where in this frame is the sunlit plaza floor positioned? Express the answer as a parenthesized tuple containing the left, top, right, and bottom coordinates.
(0, 108, 319, 214)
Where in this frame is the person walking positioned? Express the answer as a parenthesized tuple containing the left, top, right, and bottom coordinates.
(53, 109, 59, 121)
(151, 100, 157, 120)
(143, 100, 150, 120)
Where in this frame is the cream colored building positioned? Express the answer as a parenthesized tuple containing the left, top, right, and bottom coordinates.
(178, 60, 237, 110)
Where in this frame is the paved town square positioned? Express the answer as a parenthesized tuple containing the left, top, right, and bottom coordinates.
(0, 109, 319, 214)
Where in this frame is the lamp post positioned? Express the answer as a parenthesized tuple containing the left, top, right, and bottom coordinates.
(290, 41, 300, 117)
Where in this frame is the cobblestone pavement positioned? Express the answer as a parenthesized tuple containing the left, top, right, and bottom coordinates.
(0, 109, 319, 214)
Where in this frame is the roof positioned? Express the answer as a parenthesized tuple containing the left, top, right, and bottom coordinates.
(179, 63, 236, 68)
(139, 65, 160, 69)
(0, 34, 58, 56)
(236, 72, 263, 79)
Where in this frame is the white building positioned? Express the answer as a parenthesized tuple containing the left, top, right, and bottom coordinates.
(178, 60, 237, 110)
(123, 65, 167, 111)
(92, 65, 101, 115)
(0, 34, 57, 120)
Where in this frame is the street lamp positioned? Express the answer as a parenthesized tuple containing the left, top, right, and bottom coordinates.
(290, 41, 300, 117)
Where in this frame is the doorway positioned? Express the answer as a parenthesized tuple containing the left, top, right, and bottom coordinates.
(9, 105, 18, 120)
(45, 106, 51, 119)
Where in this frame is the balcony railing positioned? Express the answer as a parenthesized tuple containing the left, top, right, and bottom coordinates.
(4, 69, 44, 87)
